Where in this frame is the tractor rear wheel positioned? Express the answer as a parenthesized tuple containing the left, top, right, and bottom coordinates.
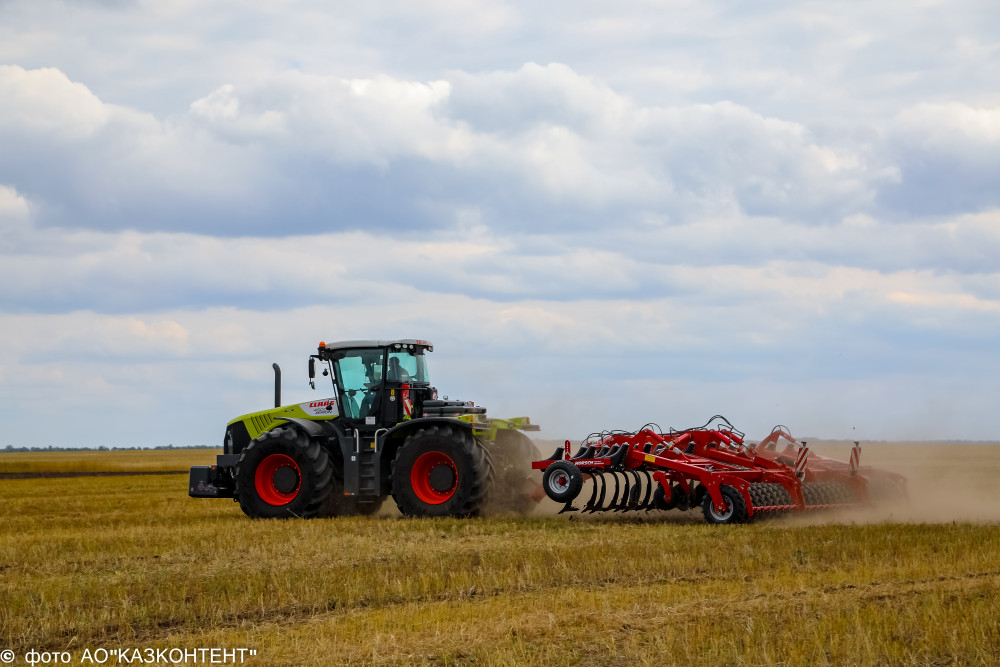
(702, 485, 748, 525)
(391, 425, 490, 517)
(235, 428, 334, 519)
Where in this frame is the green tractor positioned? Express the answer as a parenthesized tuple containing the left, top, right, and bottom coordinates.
(189, 339, 541, 518)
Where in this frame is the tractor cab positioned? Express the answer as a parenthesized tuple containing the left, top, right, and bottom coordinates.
(310, 339, 435, 429)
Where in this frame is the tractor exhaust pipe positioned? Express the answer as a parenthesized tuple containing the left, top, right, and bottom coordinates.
(272, 362, 281, 408)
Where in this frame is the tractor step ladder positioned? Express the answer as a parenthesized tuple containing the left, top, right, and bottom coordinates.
(341, 431, 382, 496)
(358, 447, 378, 494)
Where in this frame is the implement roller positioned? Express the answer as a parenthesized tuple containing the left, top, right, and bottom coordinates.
(531, 416, 907, 524)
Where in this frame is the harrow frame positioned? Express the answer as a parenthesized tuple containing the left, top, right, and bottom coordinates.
(532, 417, 907, 523)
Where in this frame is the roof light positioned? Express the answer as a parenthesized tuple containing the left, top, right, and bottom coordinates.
(319, 341, 326, 348)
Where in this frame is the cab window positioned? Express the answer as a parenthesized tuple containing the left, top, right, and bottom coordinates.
(334, 350, 384, 419)
(387, 351, 428, 383)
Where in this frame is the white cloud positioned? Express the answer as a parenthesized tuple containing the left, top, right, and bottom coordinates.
(0, 184, 30, 223)
(0, 63, 888, 236)
(894, 102, 1000, 149)
(887, 291, 1000, 312)
(0, 65, 110, 139)
(189, 83, 240, 121)
(878, 103, 1000, 215)
(0, 184, 33, 254)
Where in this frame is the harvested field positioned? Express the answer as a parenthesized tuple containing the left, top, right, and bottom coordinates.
(0, 449, 205, 475)
(1, 444, 999, 665)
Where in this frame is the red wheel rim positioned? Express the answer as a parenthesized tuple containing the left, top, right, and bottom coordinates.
(255, 453, 301, 506)
(410, 451, 458, 505)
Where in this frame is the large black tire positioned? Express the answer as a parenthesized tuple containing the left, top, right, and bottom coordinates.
(542, 460, 583, 503)
(702, 485, 748, 525)
(391, 425, 491, 517)
(235, 428, 334, 519)
(315, 466, 347, 517)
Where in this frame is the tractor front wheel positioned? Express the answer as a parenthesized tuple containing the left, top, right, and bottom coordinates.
(391, 425, 490, 517)
(235, 428, 334, 519)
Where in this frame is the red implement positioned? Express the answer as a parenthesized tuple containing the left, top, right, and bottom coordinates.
(532, 417, 907, 524)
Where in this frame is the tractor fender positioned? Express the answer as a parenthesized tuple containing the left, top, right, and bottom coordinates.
(378, 418, 478, 465)
(380, 417, 475, 445)
(273, 416, 341, 439)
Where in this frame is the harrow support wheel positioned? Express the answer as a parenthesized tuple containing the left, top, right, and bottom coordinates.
(391, 425, 490, 518)
(542, 460, 583, 503)
(235, 427, 334, 519)
(702, 485, 748, 525)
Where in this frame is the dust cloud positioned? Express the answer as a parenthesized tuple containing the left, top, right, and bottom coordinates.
(791, 441, 1000, 524)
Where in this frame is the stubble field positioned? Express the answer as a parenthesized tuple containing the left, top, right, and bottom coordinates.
(2, 443, 999, 666)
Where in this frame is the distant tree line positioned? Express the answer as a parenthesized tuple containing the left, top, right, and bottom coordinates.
(2, 444, 218, 452)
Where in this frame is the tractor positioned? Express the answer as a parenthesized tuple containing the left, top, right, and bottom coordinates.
(189, 339, 540, 518)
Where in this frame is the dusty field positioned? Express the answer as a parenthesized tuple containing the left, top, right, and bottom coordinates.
(1, 444, 999, 666)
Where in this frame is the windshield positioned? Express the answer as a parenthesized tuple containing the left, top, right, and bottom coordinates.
(387, 351, 429, 383)
(333, 349, 385, 420)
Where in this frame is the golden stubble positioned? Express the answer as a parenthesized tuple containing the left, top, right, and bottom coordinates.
(2, 446, 998, 665)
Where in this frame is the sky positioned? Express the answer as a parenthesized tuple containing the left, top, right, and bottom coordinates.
(0, 0, 998, 447)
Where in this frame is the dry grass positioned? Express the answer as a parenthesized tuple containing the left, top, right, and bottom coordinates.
(2, 446, 999, 665)
(0, 449, 213, 474)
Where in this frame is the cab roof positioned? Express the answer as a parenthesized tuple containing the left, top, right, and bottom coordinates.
(318, 339, 433, 352)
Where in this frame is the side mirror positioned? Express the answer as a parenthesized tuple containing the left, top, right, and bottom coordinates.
(308, 357, 316, 390)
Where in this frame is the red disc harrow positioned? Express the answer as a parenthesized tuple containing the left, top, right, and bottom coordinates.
(532, 416, 907, 524)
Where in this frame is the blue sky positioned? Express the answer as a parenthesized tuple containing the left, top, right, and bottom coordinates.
(1, 0, 998, 446)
